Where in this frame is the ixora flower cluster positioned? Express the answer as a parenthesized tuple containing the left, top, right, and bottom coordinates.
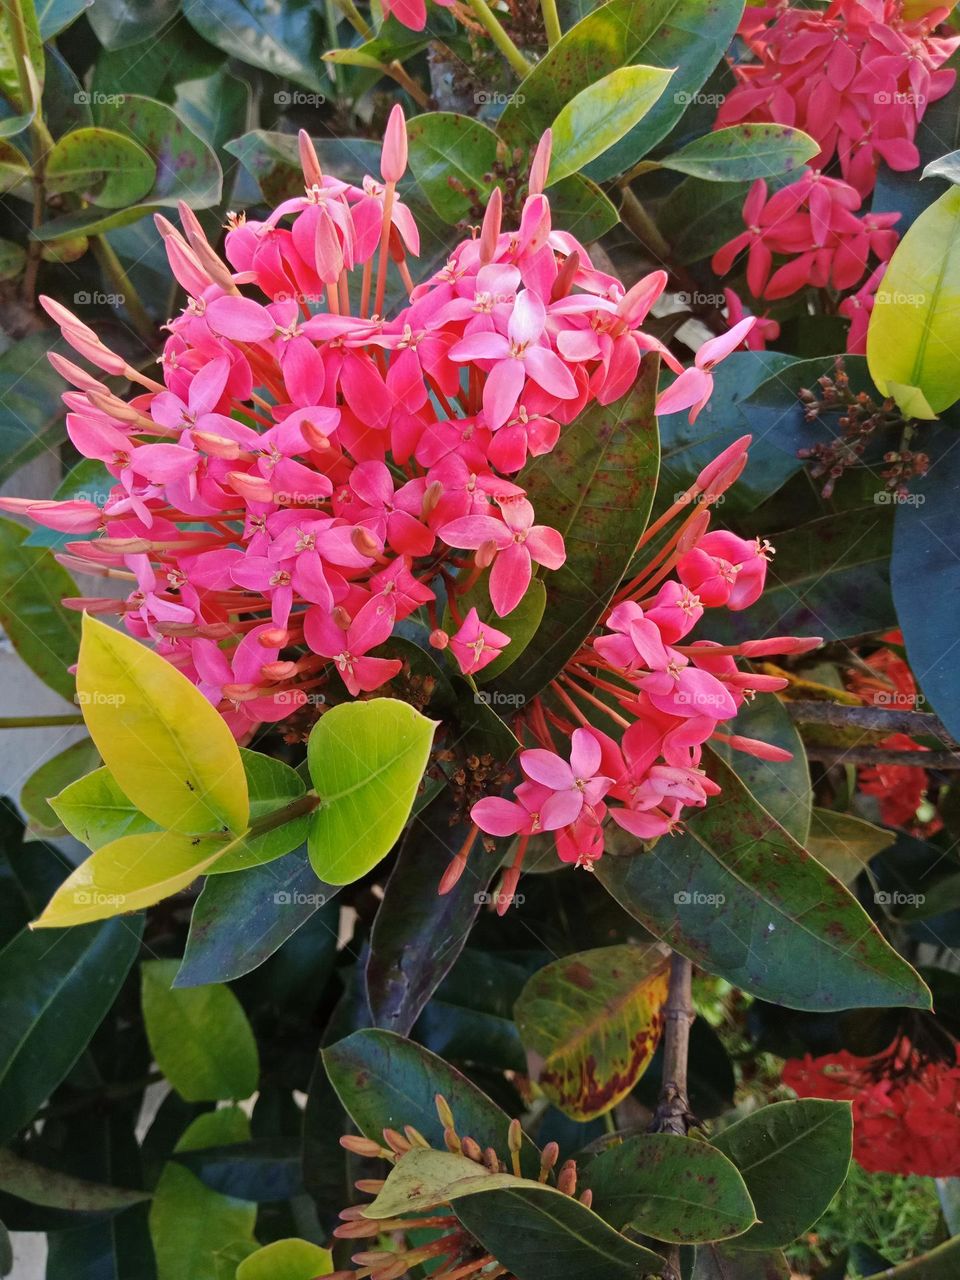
(713, 0, 959, 346)
(784, 1035, 960, 1176)
(4, 109, 815, 898)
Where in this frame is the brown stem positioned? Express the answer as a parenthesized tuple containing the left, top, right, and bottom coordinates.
(786, 700, 958, 745)
(805, 746, 960, 769)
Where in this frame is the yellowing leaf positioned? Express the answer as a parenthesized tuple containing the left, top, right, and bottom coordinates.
(867, 185, 960, 416)
(514, 942, 670, 1121)
(236, 1238, 333, 1280)
(547, 65, 674, 185)
(32, 830, 230, 927)
(307, 699, 436, 885)
(77, 614, 248, 835)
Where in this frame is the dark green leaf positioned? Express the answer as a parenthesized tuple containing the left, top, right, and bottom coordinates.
(173, 1139, 303, 1202)
(0, 517, 80, 703)
(87, 0, 179, 48)
(693, 1244, 791, 1279)
(0, 1148, 148, 1212)
(660, 124, 816, 182)
(0, 334, 70, 486)
(181, 0, 328, 92)
(407, 112, 498, 224)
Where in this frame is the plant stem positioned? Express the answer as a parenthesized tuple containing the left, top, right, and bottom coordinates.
(0, 715, 85, 727)
(331, 0, 374, 39)
(785, 700, 957, 745)
(246, 790, 321, 837)
(6, 0, 52, 305)
(91, 236, 156, 345)
(540, 0, 562, 47)
(806, 746, 960, 769)
(385, 60, 432, 109)
(650, 952, 694, 1280)
(465, 0, 533, 78)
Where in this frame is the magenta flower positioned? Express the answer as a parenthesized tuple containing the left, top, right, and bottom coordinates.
(519, 728, 614, 830)
(448, 607, 511, 677)
(304, 596, 402, 697)
(655, 319, 755, 422)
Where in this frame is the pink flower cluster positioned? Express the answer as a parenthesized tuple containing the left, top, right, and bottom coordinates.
(713, 171, 900, 302)
(4, 112, 739, 741)
(719, 0, 959, 194)
(464, 436, 821, 907)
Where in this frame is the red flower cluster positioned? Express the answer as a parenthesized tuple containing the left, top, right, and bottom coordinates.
(846, 629, 939, 832)
(784, 1035, 960, 1176)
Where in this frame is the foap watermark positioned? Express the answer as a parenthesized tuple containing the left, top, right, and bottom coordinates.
(873, 690, 922, 707)
(74, 90, 125, 106)
(875, 90, 926, 106)
(874, 490, 925, 506)
(875, 890, 925, 908)
(673, 489, 725, 507)
(275, 90, 326, 107)
(674, 890, 726, 906)
(676, 291, 726, 308)
(875, 289, 925, 306)
(475, 90, 525, 106)
(75, 689, 126, 708)
(74, 290, 125, 307)
(74, 889, 127, 908)
(476, 889, 525, 907)
(475, 690, 526, 709)
(675, 688, 732, 712)
(274, 890, 328, 906)
(674, 90, 725, 106)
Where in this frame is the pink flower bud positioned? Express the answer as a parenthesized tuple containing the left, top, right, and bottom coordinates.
(227, 471, 275, 503)
(259, 628, 289, 647)
(479, 186, 503, 264)
(739, 636, 823, 657)
(298, 128, 323, 188)
(381, 104, 408, 184)
(696, 435, 752, 498)
(429, 628, 449, 650)
(528, 130, 552, 196)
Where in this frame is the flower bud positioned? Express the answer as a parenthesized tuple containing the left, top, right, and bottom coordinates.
(429, 628, 449, 650)
(381, 104, 408, 184)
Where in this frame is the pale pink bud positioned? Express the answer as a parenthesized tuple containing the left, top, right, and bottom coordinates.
(725, 735, 794, 762)
(476, 539, 498, 569)
(332, 605, 352, 630)
(677, 507, 710, 552)
(315, 210, 344, 284)
(0, 497, 102, 533)
(528, 130, 552, 195)
(298, 128, 323, 187)
(479, 186, 503, 264)
(47, 352, 107, 394)
(429, 628, 449, 650)
(381, 104, 408, 184)
(227, 471, 274, 503)
(351, 526, 380, 557)
(301, 419, 333, 452)
(551, 250, 581, 301)
(739, 636, 823, 657)
(260, 661, 297, 680)
(259, 628, 289, 647)
(193, 430, 245, 460)
(421, 480, 443, 518)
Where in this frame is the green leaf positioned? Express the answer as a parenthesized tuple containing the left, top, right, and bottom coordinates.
(0, 1148, 148, 1212)
(173, 1139, 303, 1202)
(35, 95, 221, 241)
(0, 140, 29, 195)
(453, 1182, 667, 1279)
(583, 1133, 757, 1243)
(711, 694, 811, 844)
(141, 959, 259, 1101)
(181, 0, 328, 92)
(660, 124, 817, 181)
(598, 750, 931, 1011)
(548, 173, 620, 241)
(236, 1239, 333, 1280)
(0, 239, 24, 281)
(548, 65, 673, 184)
(924, 149, 960, 184)
(45, 126, 156, 207)
(0, 516, 80, 702)
(149, 1108, 257, 1280)
(306, 698, 436, 885)
(364, 1148, 515, 1217)
(514, 943, 669, 1121)
(807, 809, 893, 885)
(0, 916, 142, 1143)
(87, 0, 178, 48)
(37, 0, 92, 39)
(407, 112, 499, 224)
(693, 1245, 791, 1279)
(33, 830, 231, 928)
(496, 357, 659, 700)
(711, 1099, 852, 1249)
(366, 789, 495, 1036)
(0, 0, 42, 111)
(0, 337, 69, 475)
(50, 765, 159, 848)
(323, 1029, 542, 1177)
(207, 750, 310, 873)
(76, 613, 249, 836)
(225, 131, 382, 205)
(176, 851, 338, 987)
(20, 738, 100, 836)
(868, 185, 960, 416)
(498, 0, 744, 180)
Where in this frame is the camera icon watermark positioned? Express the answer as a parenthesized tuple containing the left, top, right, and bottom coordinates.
(674, 890, 726, 906)
(74, 91, 125, 106)
(74, 690, 126, 707)
(273, 890, 328, 906)
(875, 90, 925, 106)
(875, 289, 925, 306)
(475, 90, 525, 106)
(875, 890, 925, 907)
(674, 90, 725, 106)
(874, 490, 925, 506)
(274, 91, 326, 107)
(676, 290, 726, 308)
(74, 290, 125, 307)
(475, 889, 524, 907)
(475, 690, 526, 708)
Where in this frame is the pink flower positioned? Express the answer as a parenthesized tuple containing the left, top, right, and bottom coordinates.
(519, 728, 614, 830)
(439, 498, 565, 617)
(304, 596, 402, 696)
(448, 608, 511, 676)
(655, 319, 755, 422)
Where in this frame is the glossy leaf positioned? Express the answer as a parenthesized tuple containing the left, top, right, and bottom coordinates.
(868, 185, 960, 416)
(149, 1108, 257, 1280)
(0, 916, 142, 1143)
(45, 125, 155, 207)
(306, 698, 436, 885)
(37, 0, 93, 38)
(598, 751, 931, 1011)
(88, 0, 178, 47)
(141, 959, 259, 1101)
(660, 124, 816, 181)
(173, 1139, 303, 1202)
(0, 239, 25, 280)
(20, 738, 100, 836)
(711, 1099, 852, 1249)
(50, 765, 159, 848)
(0, 1148, 148, 1212)
(453, 1182, 667, 1279)
(76, 613, 249, 836)
(449, 575, 547, 684)
(0, 516, 80, 702)
(0, 138, 28, 194)
(498, 0, 744, 180)
(693, 1245, 791, 1279)
(181, 0, 328, 92)
(177, 849, 338, 987)
(514, 943, 669, 1120)
(583, 1133, 757, 1243)
(323, 1029, 542, 1176)
(407, 112, 498, 224)
(236, 1239, 333, 1280)
(547, 65, 674, 184)
(363, 1148, 516, 1217)
(207, 751, 310, 873)
(33, 830, 232, 928)
(711, 694, 811, 844)
(497, 357, 659, 699)
(808, 809, 893, 885)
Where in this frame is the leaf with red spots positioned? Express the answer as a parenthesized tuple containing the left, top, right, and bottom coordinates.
(582, 1132, 757, 1244)
(598, 750, 931, 1012)
(514, 942, 669, 1121)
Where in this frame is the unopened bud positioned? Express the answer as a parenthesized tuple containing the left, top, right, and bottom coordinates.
(677, 507, 710, 553)
(298, 128, 323, 187)
(260, 660, 297, 680)
(339, 1134, 384, 1158)
(539, 1141, 560, 1183)
(258, 627, 289, 647)
(381, 104, 408, 184)
(301, 419, 332, 452)
(227, 470, 274, 503)
(429, 628, 449, 650)
(351, 525, 381, 558)
(476, 539, 498, 569)
(739, 635, 823, 657)
(550, 249, 581, 301)
(332, 605, 352, 630)
(461, 1137, 483, 1163)
(695, 434, 752, 500)
(556, 1159, 577, 1197)
(479, 186, 503, 264)
(421, 480, 443, 518)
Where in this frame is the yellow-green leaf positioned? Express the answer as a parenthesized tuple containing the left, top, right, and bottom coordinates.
(306, 699, 436, 885)
(236, 1239, 333, 1280)
(514, 942, 670, 1121)
(867, 185, 960, 416)
(32, 829, 230, 927)
(547, 65, 674, 186)
(77, 613, 248, 836)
